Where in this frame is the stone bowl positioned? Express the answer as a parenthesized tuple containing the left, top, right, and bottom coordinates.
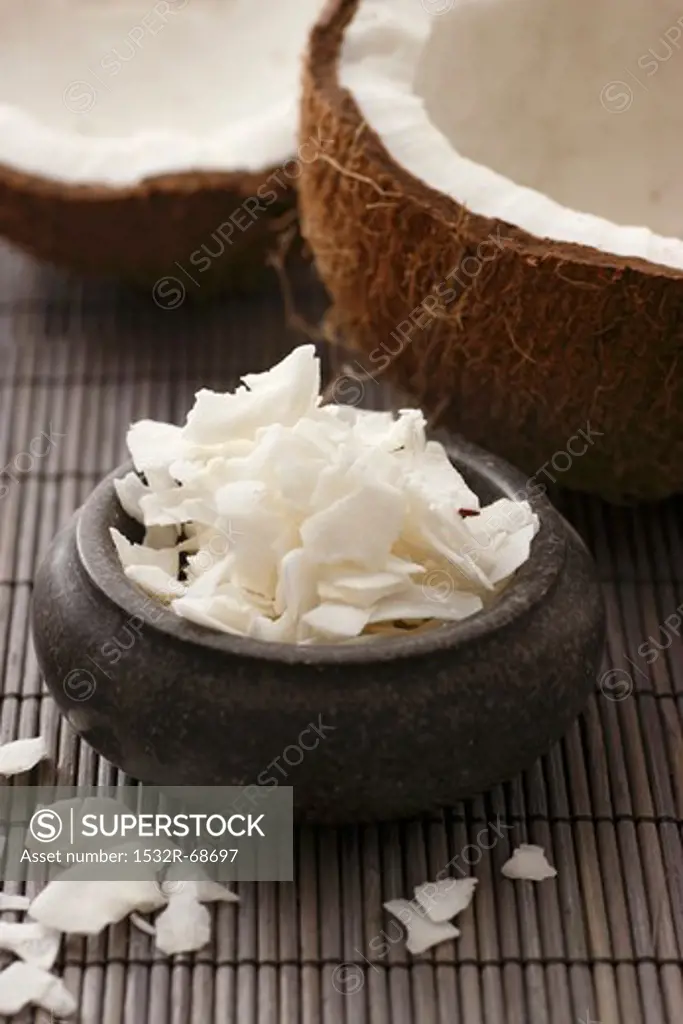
(31, 433, 605, 823)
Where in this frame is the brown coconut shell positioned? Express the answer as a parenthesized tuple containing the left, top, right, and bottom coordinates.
(0, 162, 297, 296)
(299, 0, 683, 502)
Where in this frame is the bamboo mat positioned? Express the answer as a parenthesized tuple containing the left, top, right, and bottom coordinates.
(0, 240, 681, 1024)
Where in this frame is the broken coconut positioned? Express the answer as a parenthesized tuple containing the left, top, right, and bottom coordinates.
(0, 0, 327, 288)
(299, 0, 683, 501)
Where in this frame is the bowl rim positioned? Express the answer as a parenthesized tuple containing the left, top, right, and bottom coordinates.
(74, 433, 568, 665)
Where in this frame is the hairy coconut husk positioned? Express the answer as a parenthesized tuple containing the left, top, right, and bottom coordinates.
(0, 162, 296, 296)
(298, 0, 683, 502)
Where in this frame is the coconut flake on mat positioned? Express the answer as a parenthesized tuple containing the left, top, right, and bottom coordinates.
(414, 877, 478, 924)
(383, 898, 460, 955)
(501, 844, 557, 881)
(153, 888, 212, 956)
(113, 345, 539, 643)
(19, 861, 239, 1020)
(29, 876, 166, 935)
(0, 921, 61, 970)
(0, 736, 49, 776)
(0, 961, 76, 1018)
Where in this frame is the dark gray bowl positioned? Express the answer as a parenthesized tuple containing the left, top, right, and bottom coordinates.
(31, 434, 605, 823)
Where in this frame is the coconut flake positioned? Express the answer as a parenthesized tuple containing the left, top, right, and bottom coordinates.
(501, 845, 557, 881)
(0, 736, 48, 776)
(127, 420, 187, 478)
(185, 346, 320, 445)
(384, 898, 460, 955)
(143, 523, 181, 549)
(486, 523, 537, 586)
(367, 587, 483, 625)
(29, 877, 166, 935)
(110, 527, 179, 577)
(414, 877, 478, 923)
(154, 889, 211, 956)
(302, 602, 371, 639)
(172, 593, 260, 635)
(300, 482, 405, 568)
(0, 961, 76, 1017)
(114, 471, 149, 522)
(318, 569, 406, 607)
(0, 921, 61, 970)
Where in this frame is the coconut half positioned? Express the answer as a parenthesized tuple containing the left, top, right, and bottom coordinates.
(299, 0, 683, 501)
(0, 0, 326, 290)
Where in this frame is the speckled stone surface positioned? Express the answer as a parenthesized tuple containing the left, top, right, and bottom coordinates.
(31, 434, 605, 823)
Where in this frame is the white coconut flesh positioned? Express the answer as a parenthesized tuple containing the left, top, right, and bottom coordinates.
(0, 0, 325, 185)
(339, 0, 683, 271)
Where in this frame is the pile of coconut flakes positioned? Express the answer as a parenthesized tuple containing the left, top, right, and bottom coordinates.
(112, 345, 539, 642)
